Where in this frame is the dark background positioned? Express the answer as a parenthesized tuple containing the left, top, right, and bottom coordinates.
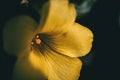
(0, 0, 120, 80)
(77, 0, 120, 80)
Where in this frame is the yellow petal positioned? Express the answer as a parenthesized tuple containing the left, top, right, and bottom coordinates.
(12, 51, 48, 80)
(45, 23, 93, 57)
(12, 26, 83, 79)
(3, 15, 37, 56)
(13, 44, 82, 80)
(36, 0, 76, 34)
(45, 50, 82, 80)
(34, 45, 82, 80)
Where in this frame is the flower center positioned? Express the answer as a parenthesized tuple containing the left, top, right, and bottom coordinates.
(35, 35, 41, 44)
(31, 34, 41, 46)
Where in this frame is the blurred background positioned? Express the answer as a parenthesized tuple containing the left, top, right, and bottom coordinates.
(0, 0, 120, 80)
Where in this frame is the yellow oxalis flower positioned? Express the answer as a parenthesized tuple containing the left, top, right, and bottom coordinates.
(3, 0, 93, 80)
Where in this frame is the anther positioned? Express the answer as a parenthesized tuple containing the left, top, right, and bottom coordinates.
(36, 35, 39, 39)
(35, 38, 41, 45)
(31, 42, 34, 45)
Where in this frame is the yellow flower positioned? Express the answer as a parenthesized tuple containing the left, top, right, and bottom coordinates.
(3, 0, 93, 80)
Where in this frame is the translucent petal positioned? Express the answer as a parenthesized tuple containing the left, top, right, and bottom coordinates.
(36, 0, 76, 34)
(3, 15, 37, 56)
(12, 51, 48, 80)
(45, 50, 82, 80)
(13, 45, 82, 80)
(46, 23, 93, 57)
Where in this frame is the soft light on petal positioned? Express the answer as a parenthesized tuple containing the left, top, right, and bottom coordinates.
(12, 51, 48, 80)
(46, 23, 93, 57)
(45, 50, 82, 80)
(33, 44, 82, 80)
(37, 0, 76, 34)
(13, 44, 82, 80)
(3, 15, 37, 56)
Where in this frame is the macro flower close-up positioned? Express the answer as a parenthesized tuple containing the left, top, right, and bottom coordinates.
(3, 0, 93, 80)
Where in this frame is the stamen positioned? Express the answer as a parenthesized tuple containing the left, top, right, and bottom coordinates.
(31, 42, 34, 45)
(35, 38, 41, 45)
(31, 34, 41, 46)
(36, 35, 39, 38)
